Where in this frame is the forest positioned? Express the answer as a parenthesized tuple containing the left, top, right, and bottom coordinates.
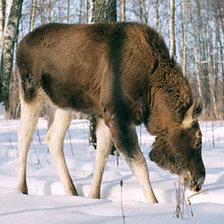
(0, 0, 223, 121)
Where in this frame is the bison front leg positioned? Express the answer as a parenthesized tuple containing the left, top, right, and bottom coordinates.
(107, 115, 158, 203)
(89, 118, 112, 199)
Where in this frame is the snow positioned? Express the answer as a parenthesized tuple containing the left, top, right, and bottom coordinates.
(0, 103, 8, 121)
(0, 116, 224, 224)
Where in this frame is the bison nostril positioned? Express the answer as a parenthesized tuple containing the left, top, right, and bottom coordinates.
(191, 185, 197, 192)
(191, 185, 201, 192)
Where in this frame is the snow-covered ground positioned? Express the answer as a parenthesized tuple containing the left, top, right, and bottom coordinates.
(0, 117, 224, 224)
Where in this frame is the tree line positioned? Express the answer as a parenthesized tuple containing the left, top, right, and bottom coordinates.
(0, 0, 223, 120)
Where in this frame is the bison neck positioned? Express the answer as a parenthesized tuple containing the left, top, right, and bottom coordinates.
(146, 64, 193, 136)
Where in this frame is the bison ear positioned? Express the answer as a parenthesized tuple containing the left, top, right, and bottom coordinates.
(181, 99, 203, 129)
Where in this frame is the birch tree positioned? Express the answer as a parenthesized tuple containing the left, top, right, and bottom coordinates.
(139, 0, 147, 24)
(182, 0, 188, 77)
(79, 0, 83, 23)
(67, 0, 70, 23)
(0, 0, 23, 107)
(48, 0, 52, 23)
(170, 0, 175, 58)
(29, 0, 37, 31)
(154, 0, 159, 30)
(189, 4, 202, 98)
(215, 0, 224, 118)
(121, 0, 125, 22)
(0, 0, 6, 47)
(39, 0, 46, 23)
(85, 0, 89, 24)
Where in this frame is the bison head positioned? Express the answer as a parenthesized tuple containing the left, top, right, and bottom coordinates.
(149, 100, 205, 192)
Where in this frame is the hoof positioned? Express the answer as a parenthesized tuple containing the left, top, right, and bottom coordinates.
(67, 185, 78, 196)
(88, 192, 100, 199)
(150, 196, 158, 203)
(68, 190, 78, 196)
(18, 186, 28, 195)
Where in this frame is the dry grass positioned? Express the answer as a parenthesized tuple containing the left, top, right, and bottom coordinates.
(174, 178, 210, 219)
(174, 180, 193, 219)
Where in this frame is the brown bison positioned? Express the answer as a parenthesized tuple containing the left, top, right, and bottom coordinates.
(16, 22, 205, 203)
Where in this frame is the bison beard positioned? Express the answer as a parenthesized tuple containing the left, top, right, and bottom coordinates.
(149, 135, 185, 174)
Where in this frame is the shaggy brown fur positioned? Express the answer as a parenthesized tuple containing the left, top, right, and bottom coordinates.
(17, 22, 205, 193)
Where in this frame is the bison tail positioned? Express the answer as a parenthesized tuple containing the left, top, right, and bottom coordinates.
(18, 66, 37, 103)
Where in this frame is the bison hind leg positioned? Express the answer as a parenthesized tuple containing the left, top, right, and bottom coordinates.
(18, 90, 45, 194)
(45, 106, 78, 196)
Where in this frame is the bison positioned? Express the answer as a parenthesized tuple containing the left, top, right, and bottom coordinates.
(16, 22, 205, 203)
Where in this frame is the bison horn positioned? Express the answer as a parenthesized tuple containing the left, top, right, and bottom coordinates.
(181, 98, 203, 129)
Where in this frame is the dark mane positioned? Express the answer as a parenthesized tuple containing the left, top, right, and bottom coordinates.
(152, 61, 193, 122)
(145, 51, 193, 136)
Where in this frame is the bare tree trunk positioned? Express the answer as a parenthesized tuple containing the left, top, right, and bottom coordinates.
(9, 0, 36, 118)
(0, 0, 6, 47)
(67, 0, 70, 23)
(218, 31, 224, 119)
(214, 21, 219, 111)
(170, 0, 176, 58)
(0, 0, 23, 107)
(182, 0, 188, 77)
(216, 0, 224, 36)
(155, 0, 159, 30)
(121, 0, 125, 22)
(85, 0, 89, 24)
(206, 1, 218, 120)
(48, 0, 52, 23)
(89, 115, 97, 149)
(140, 0, 147, 24)
(0, 0, 6, 98)
(79, 0, 83, 23)
(8, 59, 20, 118)
(215, 0, 224, 118)
(132, 0, 138, 21)
(29, 0, 37, 31)
(189, 3, 202, 99)
(39, 0, 46, 23)
(195, 0, 212, 118)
